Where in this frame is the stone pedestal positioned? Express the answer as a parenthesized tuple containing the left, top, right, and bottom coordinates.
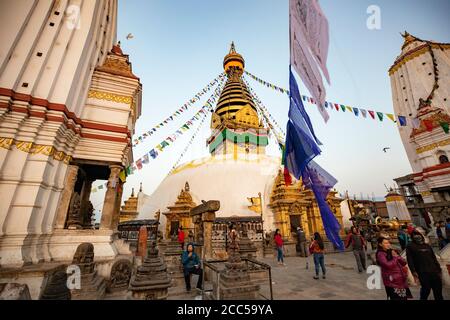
(69, 243, 106, 300)
(163, 240, 185, 295)
(213, 229, 260, 300)
(239, 227, 257, 259)
(128, 242, 171, 300)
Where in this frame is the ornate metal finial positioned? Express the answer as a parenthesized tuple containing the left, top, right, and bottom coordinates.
(229, 41, 236, 54)
(185, 182, 190, 192)
(117, 40, 121, 47)
(131, 188, 135, 197)
(139, 182, 143, 192)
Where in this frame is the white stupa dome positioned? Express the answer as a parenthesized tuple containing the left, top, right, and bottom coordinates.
(138, 154, 281, 233)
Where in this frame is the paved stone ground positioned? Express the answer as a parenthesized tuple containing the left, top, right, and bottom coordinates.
(259, 252, 450, 300)
(105, 252, 449, 300)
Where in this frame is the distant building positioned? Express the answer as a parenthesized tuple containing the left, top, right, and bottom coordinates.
(389, 32, 450, 224)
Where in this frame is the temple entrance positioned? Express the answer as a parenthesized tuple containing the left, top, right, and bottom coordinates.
(170, 221, 179, 238)
(289, 215, 301, 233)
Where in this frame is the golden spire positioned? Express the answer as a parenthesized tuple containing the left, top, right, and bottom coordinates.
(223, 41, 245, 74)
(212, 42, 260, 129)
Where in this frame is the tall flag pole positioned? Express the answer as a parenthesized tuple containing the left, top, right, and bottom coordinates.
(285, 0, 344, 250)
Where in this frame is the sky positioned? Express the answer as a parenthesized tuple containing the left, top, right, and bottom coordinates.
(90, 0, 450, 213)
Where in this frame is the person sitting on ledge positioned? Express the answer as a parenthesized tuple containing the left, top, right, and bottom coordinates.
(181, 242, 203, 292)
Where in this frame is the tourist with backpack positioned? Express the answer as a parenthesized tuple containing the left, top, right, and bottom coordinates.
(345, 226, 367, 273)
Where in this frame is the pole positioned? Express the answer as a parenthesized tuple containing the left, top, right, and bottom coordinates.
(259, 192, 265, 249)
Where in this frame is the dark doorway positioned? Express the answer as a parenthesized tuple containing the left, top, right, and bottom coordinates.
(170, 221, 180, 237)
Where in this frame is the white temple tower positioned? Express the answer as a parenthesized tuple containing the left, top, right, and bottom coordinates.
(0, 0, 142, 271)
(389, 32, 450, 221)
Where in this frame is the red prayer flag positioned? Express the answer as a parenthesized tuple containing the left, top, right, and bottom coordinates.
(334, 103, 339, 111)
(368, 110, 375, 119)
(423, 120, 434, 132)
(284, 166, 292, 186)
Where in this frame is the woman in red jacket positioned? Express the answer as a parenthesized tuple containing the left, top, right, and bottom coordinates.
(376, 236, 412, 300)
(274, 229, 285, 266)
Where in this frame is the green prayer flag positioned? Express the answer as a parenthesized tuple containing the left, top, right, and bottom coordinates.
(340, 105, 346, 112)
(440, 122, 449, 134)
(376, 112, 384, 121)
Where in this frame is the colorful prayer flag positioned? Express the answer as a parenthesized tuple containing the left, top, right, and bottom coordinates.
(398, 116, 407, 126)
(423, 119, 433, 131)
(136, 159, 143, 170)
(386, 113, 395, 122)
(376, 112, 384, 121)
(149, 149, 158, 159)
(411, 118, 421, 129)
(440, 122, 449, 134)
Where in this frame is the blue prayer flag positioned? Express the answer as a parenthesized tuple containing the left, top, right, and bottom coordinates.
(398, 116, 407, 126)
(302, 161, 344, 251)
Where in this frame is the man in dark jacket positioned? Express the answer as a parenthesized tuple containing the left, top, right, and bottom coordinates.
(345, 226, 367, 273)
(181, 242, 203, 292)
(406, 231, 443, 300)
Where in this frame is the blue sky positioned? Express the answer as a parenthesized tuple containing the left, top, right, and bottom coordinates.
(91, 0, 450, 211)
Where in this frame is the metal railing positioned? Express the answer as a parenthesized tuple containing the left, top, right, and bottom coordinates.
(201, 257, 273, 300)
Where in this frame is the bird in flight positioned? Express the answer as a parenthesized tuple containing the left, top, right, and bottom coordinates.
(383, 147, 390, 153)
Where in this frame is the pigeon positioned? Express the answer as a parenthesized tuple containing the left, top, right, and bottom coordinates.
(126, 33, 134, 40)
(382, 147, 390, 153)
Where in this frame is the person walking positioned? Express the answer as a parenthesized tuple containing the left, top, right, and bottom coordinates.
(406, 230, 443, 300)
(309, 232, 326, 279)
(177, 226, 185, 250)
(397, 225, 410, 251)
(435, 221, 448, 250)
(376, 236, 412, 300)
(181, 243, 203, 292)
(446, 218, 450, 241)
(274, 229, 285, 266)
(345, 226, 367, 273)
(296, 227, 308, 257)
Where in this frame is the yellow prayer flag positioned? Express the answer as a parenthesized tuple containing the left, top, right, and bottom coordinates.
(346, 106, 353, 112)
(119, 170, 126, 183)
(386, 113, 395, 122)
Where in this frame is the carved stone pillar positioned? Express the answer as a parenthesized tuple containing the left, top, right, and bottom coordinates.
(111, 180, 124, 231)
(100, 165, 122, 230)
(202, 210, 215, 261)
(54, 165, 79, 229)
(79, 179, 94, 227)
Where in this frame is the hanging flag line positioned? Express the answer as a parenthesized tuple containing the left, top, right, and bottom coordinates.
(243, 77, 286, 146)
(169, 77, 228, 175)
(132, 72, 226, 147)
(169, 111, 210, 175)
(245, 70, 444, 129)
(124, 75, 228, 177)
(244, 76, 286, 138)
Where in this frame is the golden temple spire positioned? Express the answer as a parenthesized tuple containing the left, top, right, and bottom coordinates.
(229, 41, 236, 54)
(131, 187, 135, 197)
(139, 182, 142, 192)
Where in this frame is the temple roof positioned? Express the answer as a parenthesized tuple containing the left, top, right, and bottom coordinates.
(96, 42, 139, 80)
